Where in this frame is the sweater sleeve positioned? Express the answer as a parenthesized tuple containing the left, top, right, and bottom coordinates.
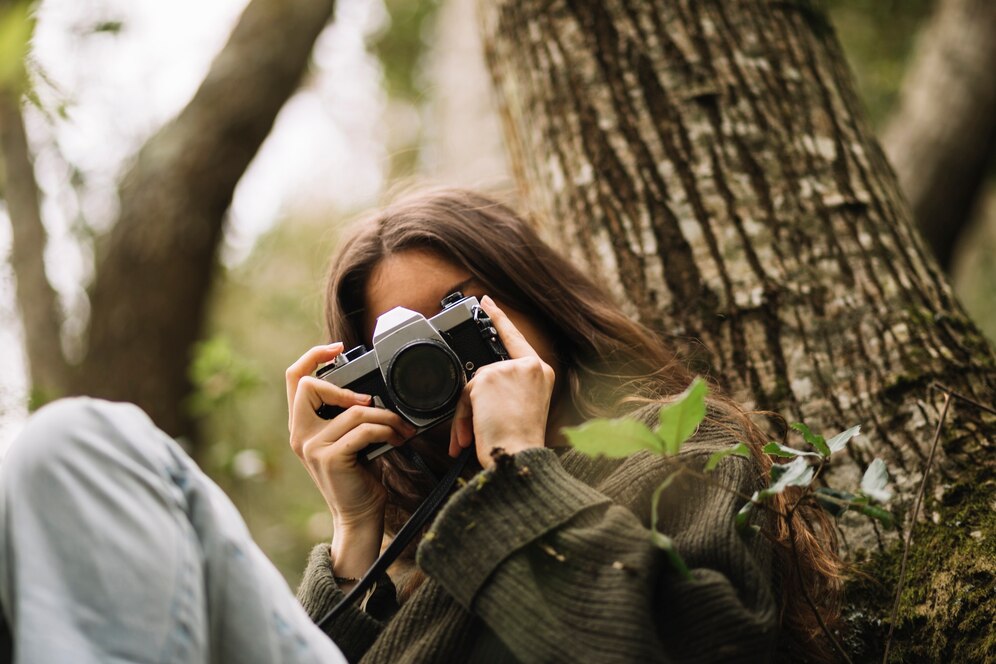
(415, 447, 779, 663)
(295, 543, 398, 663)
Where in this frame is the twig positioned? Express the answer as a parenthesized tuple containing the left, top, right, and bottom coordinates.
(882, 392, 951, 664)
(788, 517, 853, 664)
(930, 382, 996, 416)
(836, 518, 851, 557)
(681, 466, 788, 519)
(870, 518, 885, 556)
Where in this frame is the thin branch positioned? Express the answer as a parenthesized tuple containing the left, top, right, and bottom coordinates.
(0, 89, 68, 400)
(79, 0, 336, 439)
(931, 382, 996, 417)
(682, 466, 788, 519)
(870, 519, 885, 556)
(883, 392, 951, 663)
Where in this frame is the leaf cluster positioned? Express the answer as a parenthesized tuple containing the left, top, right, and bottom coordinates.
(563, 376, 897, 577)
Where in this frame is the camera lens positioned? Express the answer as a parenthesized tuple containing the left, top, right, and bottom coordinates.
(386, 341, 463, 416)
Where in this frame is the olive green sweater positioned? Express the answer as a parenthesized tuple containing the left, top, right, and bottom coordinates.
(296, 420, 779, 663)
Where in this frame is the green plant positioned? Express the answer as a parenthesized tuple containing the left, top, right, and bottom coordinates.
(563, 377, 894, 663)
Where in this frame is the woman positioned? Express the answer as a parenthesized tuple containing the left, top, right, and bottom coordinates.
(288, 188, 842, 662)
(0, 187, 840, 663)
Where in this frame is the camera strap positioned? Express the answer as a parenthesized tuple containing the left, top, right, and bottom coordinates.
(316, 445, 474, 630)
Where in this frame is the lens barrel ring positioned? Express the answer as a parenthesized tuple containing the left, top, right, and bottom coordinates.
(384, 339, 465, 417)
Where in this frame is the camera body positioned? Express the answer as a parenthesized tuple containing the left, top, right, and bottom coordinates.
(316, 292, 508, 461)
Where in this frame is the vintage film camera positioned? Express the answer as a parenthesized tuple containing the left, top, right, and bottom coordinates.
(315, 292, 509, 461)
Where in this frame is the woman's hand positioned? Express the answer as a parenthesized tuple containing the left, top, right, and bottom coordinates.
(448, 296, 557, 469)
(286, 343, 416, 530)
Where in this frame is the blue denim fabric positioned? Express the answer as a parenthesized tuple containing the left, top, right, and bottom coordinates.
(0, 398, 345, 664)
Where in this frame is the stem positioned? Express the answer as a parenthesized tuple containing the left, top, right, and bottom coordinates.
(788, 458, 826, 517)
(871, 518, 885, 555)
(682, 466, 787, 519)
(882, 392, 951, 664)
(788, 516, 853, 664)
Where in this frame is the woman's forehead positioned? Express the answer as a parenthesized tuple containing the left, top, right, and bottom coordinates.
(363, 250, 480, 338)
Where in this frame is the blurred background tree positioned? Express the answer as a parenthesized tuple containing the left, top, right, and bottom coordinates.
(0, 0, 336, 444)
(1, 0, 993, 596)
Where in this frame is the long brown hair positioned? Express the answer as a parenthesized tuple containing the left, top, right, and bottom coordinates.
(324, 187, 843, 661)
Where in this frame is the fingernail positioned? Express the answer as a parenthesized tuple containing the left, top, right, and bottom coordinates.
(482, 295, 495, 307)
(328, 342, 344, 348)
(355, 393, 372, 403)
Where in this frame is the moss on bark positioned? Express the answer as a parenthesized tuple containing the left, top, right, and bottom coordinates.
(845, 469, 996, 662)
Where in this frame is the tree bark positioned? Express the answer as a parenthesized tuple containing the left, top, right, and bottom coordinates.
(881, 0, 996, 270)
(78, 0, 335, 442)
(0, 91, 68, 403)
(482, 0, 996, 659)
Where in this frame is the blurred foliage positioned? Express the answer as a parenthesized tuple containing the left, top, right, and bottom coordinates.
(197, 213, 342, 580)
(370, 0, 440, 175)
(826, 0, 935, 128)
(371, 0, 440, 101)
(187, 336, 261, 418)
(0, 1, 34, 92)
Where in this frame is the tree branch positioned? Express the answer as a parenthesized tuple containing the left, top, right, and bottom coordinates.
(0, 89, 69, 404)
(882, 0, 996, 269)
(79, 0, 336, 440)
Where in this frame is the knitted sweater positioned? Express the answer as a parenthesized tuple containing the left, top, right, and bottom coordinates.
(296, 417, 779, 663)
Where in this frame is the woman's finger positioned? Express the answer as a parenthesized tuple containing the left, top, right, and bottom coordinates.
(451, 385, 474, 449)
(286, 343, 344, 421)
(480, 295, 538, 360)
(306, 422, 406, 462)
(318, 404, 416, 445)
(291, 376, 372, 439)
(291, 398, 411, 460)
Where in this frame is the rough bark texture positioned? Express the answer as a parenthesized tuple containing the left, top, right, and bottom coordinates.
(881, 0, 996, 270)
(0, 91, 68, 402)
(78, 0, 335, 442)
(482, 0, 996, 660)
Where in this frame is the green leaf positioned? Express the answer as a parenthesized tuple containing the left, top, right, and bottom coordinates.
(657, 377, 708, 455)
(735, 499, 758, 535)
(762, 441, 820, 459)
(853, 502, 894, 529)
(650, 531, 691, 580)
(759, 457, 814, 499)
(790, 422, 830, 457)
(813, 487, 856, 517)
(705, 442, 751, 471)
(859, 458, 892, 503)
(564, 418, 662, 458)
(826, 425, 861, 453)
(0, 3, 34, 91)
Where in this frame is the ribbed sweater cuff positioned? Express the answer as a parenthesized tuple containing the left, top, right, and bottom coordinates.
(416, 447, 611, 609)
(297, 544, 345, 620)
(296, 542, 390, 656)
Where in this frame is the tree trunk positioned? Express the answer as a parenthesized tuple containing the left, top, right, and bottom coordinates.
(482, 0, 996, 660)
(881, 0, 996, 270)
(0, 91, 68, 404)
(78, 0, 334, 443)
